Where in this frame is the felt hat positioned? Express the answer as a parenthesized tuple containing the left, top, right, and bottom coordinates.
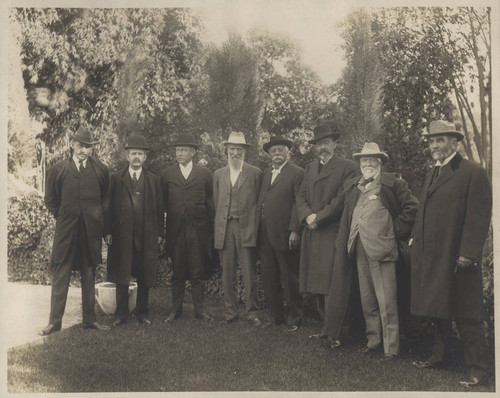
(308, 123, 340, 144)
(223, 131, 251, 148)
(70, 126, 99, 145)
(173, 133, 199, 149)
(352, 142, 389, 164)
(424, 120, 464, 142)
(124, 135, 149, 150)
(263, 135, 293, 153)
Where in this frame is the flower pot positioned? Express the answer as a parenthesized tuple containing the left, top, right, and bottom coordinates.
(95, 282, 137, 315)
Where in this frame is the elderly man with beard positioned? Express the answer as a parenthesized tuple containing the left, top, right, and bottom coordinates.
(297, 123, 358, 323)
(321, 143, 418, 358)
(256, 135, 304, 331)
(213, 131, 262, 325)
(410, 121, 492, 387)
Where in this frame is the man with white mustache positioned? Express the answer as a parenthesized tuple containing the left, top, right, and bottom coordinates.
(322, 142, 418, 359)
(213, 131, 262, 326)
(410, 120, 492, 387)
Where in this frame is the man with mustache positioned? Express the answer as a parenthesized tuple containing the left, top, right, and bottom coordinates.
(321, 143, 418, 359)
(256, 135, 304, 331)
(40, 127, 110, 335)
(105, 135, 164, 326)
(161, 133, 214, 322)
(296, 122, 359, 325)
(410, 120, 492, 387)
(213, 131, 262, 325)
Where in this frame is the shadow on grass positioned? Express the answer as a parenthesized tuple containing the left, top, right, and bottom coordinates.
(7, 287, 496, 392)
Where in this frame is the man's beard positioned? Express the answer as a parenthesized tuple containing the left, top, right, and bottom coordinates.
(228, 157, 244, 170)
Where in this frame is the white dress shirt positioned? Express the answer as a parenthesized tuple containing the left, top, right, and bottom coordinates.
(229, 165, 243, 186)
(270, 161, 287, 184)
(179, 161, 193, 180)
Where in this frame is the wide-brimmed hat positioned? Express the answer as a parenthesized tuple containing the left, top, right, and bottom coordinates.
(124, 135, 149, 150)
(173, 133, 199, 149)
(263, 135, 293, 153)
(308, 123, 340, 144)
(223, 131, 251, 148)
(70, 126, 99, 145)
(424, 120, 464, 142)
(353, 142, 389, 165)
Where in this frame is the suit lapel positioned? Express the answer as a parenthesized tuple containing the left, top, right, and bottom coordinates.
(121, 169, 133, 197)
(238, 163, 249, 188)
(222, 166, 231, 194)
(67, 158, 80, 178)
(185, 164, 199, 185)
(262, 168, 273, 191)
(426, 153, 461, 198)
(314, 156, 338, 184)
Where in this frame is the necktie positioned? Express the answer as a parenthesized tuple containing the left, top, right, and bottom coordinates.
(79, 160, 84, 173)
(359, 177, 374, 187)
(430, 166, 440, 185)
(132, 172, 138, 187)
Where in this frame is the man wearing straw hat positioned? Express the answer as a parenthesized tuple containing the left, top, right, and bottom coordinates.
(162, 133, 214, 322)
(105, 135, 164, 326)
(40, 127, 110, 335)
(410, 120, 492, 387)
(322, 142, 417, 359)
(296, 122, 358, 324)
(213, 131, 262, 326)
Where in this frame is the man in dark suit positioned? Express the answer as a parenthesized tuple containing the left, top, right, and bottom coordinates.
(296, 122, 359, 324)
(321, 143, 418, 358)
(214, 131, 262, 325)
(40, 127, 110, 335)
(256, 135, 304, 332)
(105, 135, 164, 326)
(410, 120, 492, 387)
(161, 133, 214, 322)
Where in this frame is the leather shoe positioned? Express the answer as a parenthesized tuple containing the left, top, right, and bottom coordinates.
(380, 353, 397, 361)
(83, 322, 110, 331)
(164, 314, 180, 323)
(195, 313, 213, 321)
(359, 345, 380, 354)
(138, 318, 151, 325)
(39, 324, 61, 336)
(112, 319, 127, 327)
(412, 359, 442, 369)
(220, 316, 238, 325)
(286, 325, 299, 332)
(309, 333, 328, 339)
(459, 376, 488, 388)
(329, 339, 341, 349)
(249, 317, 262, 327)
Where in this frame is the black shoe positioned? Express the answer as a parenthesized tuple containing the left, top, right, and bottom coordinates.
(164, 313, 180, 323)
(39, 324, 61, 336)
(249, 317, 262, 327)
(195, 313, 213, 321)
(220, 316, 238, 325)
(459, 375, 488, 388)
(380, 353, 397, 361)
(329, 339, 341, 349)
(112, 319, 127, 327)
(286, 325, 299, 332)
(309, 333, 328, 339)
(412, 359, 443, 369)
(83, 322, 110, 331)
(359, 345, 380, 354)
(138, 318, 151, 325)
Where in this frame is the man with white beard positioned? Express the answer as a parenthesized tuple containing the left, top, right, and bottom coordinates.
(213, 131, 262, 325)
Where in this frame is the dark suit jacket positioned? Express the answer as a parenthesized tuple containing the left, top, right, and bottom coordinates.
(44, 156, 109, 267)
(410, 154, 491, 319)
(105, 167, 164, 287)
(213, 162, 262, 249)
(161, 163, 214, 258)
(256, 162, 304, 252)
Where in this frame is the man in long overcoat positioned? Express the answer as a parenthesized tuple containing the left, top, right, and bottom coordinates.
(296, 123, 359, 321)
(410, 120, 492, 387)
(161, 133, 214, 322)
(214, 131, 262, 325)
(40, 127, 110, 335)
(105, 135, 164, 325)
(256, 135, 304, 331)
(320, 143, 417, 357)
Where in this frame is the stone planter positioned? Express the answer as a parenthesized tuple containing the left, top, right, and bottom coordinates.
(95, 282, 137, 315)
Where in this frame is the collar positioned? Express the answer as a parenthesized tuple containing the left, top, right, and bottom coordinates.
(272, 160, 287, 173)
(179, 161, 193, 171)
(435, 152, 457, 167)
(73, 155, 87, 168)
(320, 155, 333, 165)
(129, 166, 143, 179)
(229, 164, 243, 174)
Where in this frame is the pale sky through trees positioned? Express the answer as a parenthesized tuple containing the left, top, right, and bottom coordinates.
(199, 0, 354, 85)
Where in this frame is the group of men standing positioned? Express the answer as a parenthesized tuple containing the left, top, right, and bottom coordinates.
(39, 119, 492, 387)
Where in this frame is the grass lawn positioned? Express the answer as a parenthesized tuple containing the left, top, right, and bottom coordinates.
(8, 287, 496, 393)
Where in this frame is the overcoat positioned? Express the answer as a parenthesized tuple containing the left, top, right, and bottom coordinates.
(213, 163, 262, 249)
(105, 167, 164, 288)
(410, 153, 491, 320)
(323, 172, 418, 338)
(160, 163, 214, 258)
(256, 162, 304, 251)
(296, 156, 359, 294)
(44, 156, 109, 268)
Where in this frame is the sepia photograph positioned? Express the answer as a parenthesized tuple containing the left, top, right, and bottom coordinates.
(3, 0, 498, 394)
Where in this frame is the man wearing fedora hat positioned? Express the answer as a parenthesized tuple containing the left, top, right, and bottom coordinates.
(161, 133, 214, 322)
(296, 122, 359, 324)
(105, 135, 164, 326)
(256, 135, 304, 331)
(410, 120, 492, 386)
(40, 126, 110, 335)
(320, 142, 418, 359)
(214, 131, 262, 325)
